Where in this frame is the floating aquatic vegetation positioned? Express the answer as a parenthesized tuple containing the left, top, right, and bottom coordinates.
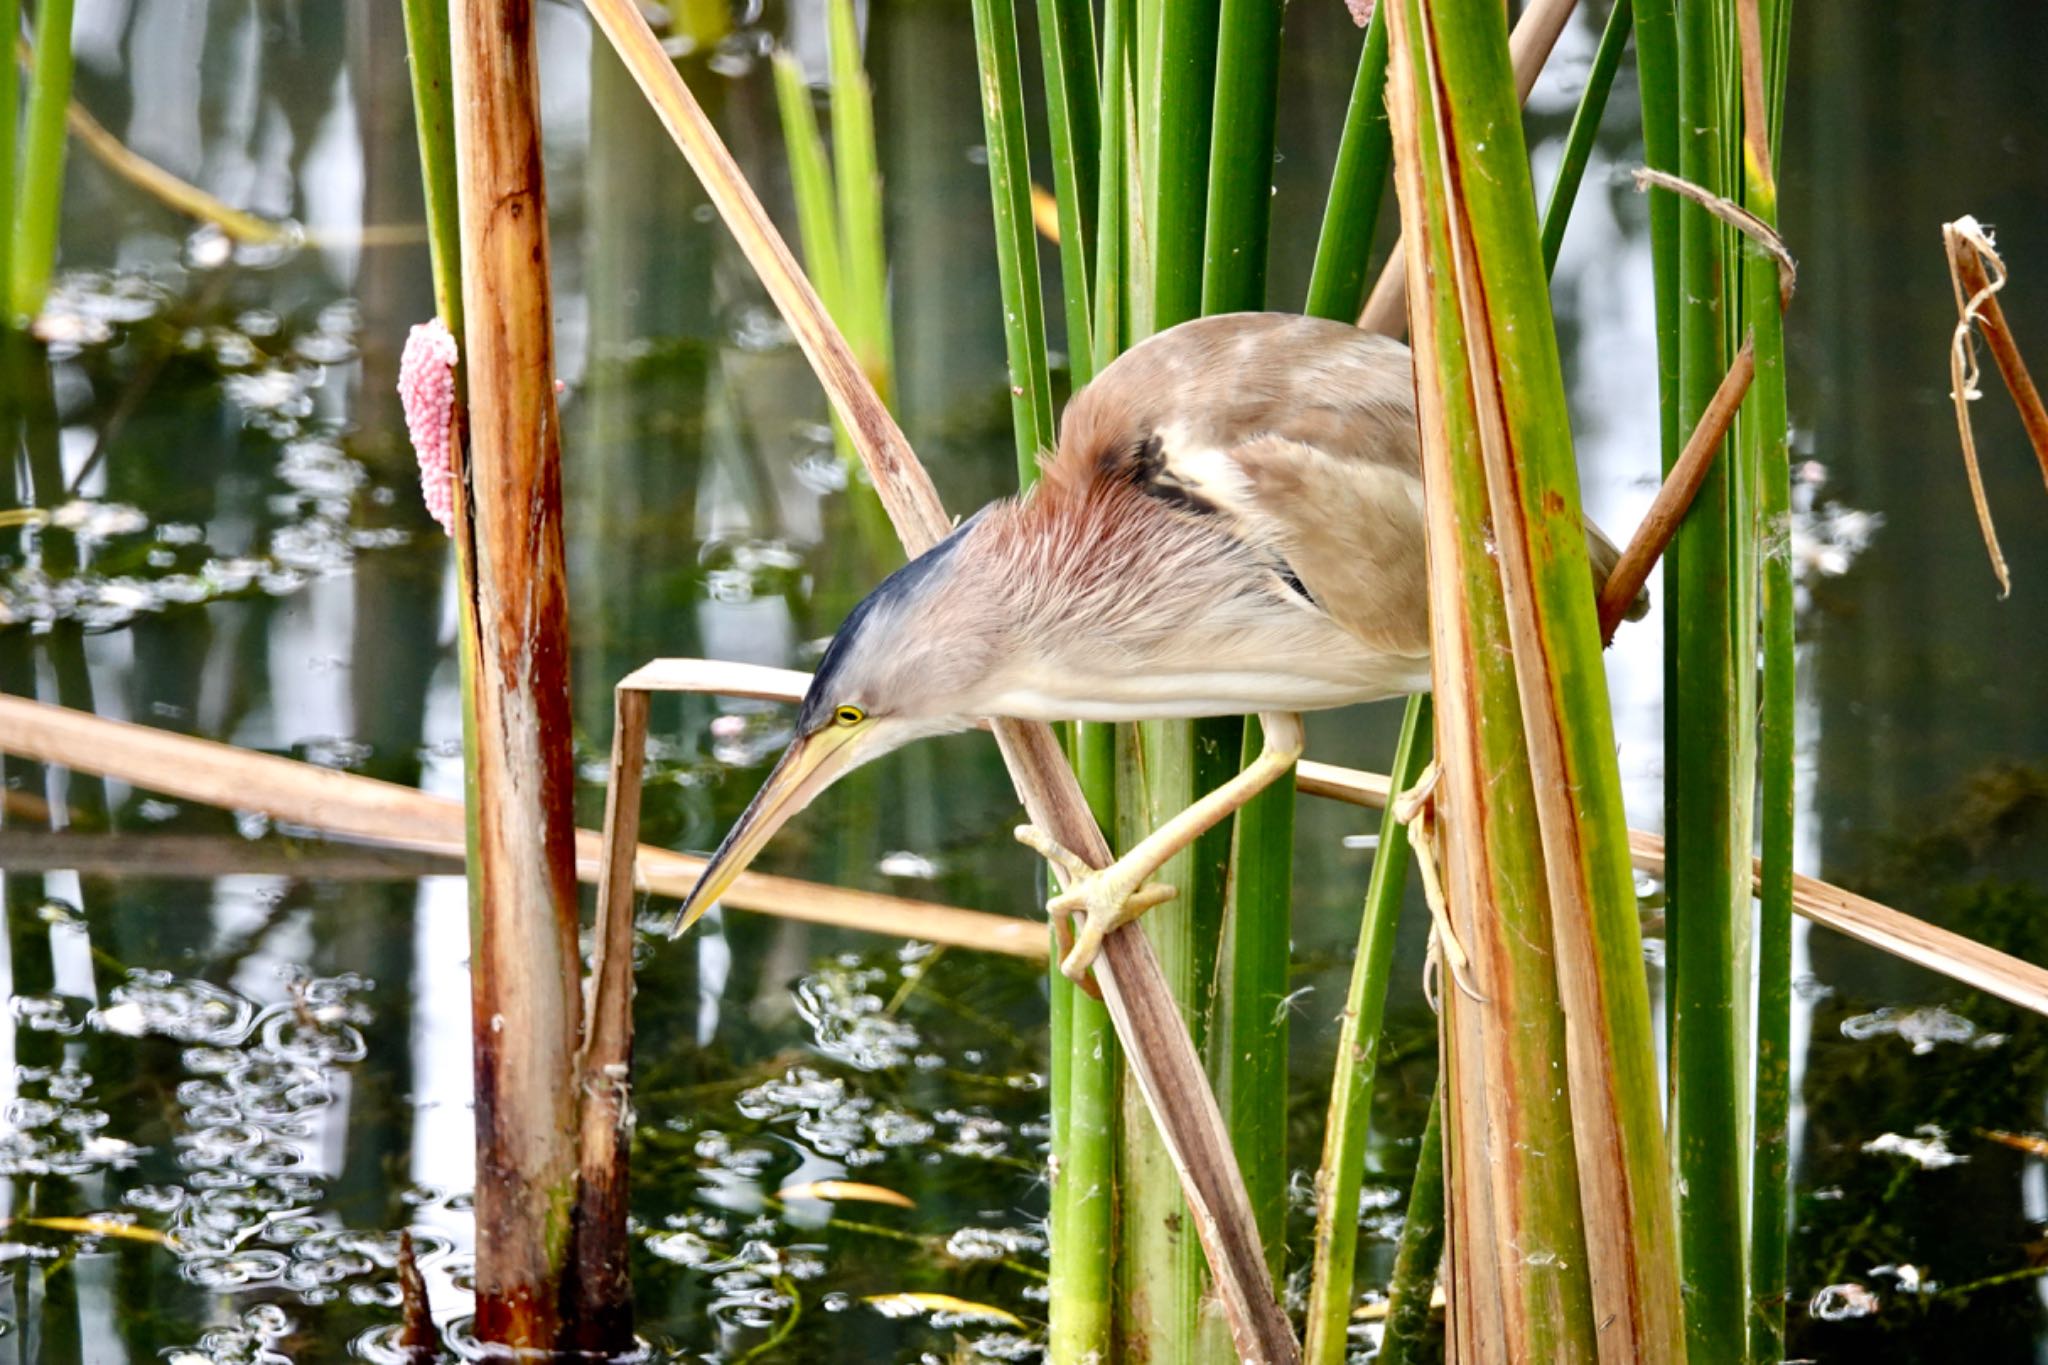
(1841, 1004, 2004, 1055)
(1809, 1281, 1881, 1322)
(1863, 1125, 1970, 1171)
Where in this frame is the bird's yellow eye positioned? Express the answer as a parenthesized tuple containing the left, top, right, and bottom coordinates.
(833, 704, 867, 727)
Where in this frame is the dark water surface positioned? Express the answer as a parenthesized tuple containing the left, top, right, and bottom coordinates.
(1, 1, 2045, 1360)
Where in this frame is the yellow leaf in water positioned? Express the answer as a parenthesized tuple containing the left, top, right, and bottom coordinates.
(13, 1216, 178, 1249)
(1982, 1129, 2048, 1158)
(864, 1293, 1024, 1328)
(777, 1180, 915, 1209)
(1028, 185, 1061, 245)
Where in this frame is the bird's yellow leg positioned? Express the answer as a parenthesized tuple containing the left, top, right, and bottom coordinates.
(1392, 761, 1485, 1004)
(1016, 711, 1305, 983)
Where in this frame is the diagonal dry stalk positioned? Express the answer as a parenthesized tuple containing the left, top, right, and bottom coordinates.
(1943, 215, 2048, 596)
(1599, 338, 1758, 640)
(0, 692, 1043, 957)
(12, 683, 2045, 1020)
(577, 2, 1296, 1357)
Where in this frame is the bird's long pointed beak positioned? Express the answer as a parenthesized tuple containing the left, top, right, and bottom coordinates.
(672, 721, 874, 937)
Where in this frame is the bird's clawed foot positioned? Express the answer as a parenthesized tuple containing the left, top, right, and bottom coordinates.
(1014, 825, 1178, 982)
(1392, 762, 1487, 1007)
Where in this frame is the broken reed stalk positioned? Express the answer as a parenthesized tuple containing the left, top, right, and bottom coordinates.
(1944, 215, 2048, 595)
(0, 691, 1046, 957)
(577, 3, 1295, 1357)
(397, 1231, 436, 1365)
(572, 687, 645, 1351)
(1356, 0, 1579, 336)
(450, 0, 602, 1345)
(1599, 337, 1758, 639)
(1387, 0, 1683, 1355)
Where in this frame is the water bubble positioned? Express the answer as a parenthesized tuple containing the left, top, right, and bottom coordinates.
(182, 1248, 289, 1288)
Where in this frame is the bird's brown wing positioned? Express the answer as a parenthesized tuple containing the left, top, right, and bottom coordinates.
(1051, 311, 1645, 646)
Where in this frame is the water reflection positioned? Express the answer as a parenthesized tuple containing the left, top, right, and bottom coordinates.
(0, 0, 2043, 1359)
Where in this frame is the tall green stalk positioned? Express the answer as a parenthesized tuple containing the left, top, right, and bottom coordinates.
(1630, 0, 1682, 463)
(1200, 0, 1281, 313)
(771, 55, 846, 324)
(1197, 5, 1289, 1344)
(1146, 0, 1218, 329)
(1116, 2, 1227, 1358)
(971, 0, 1057, 477)
(1302, 695, 1430, 1365)
(1538, 0, 1634, 276)
(1303, 6, 1391, 322)
(12, 0, 77, 320)
(1031, 0, 1117, 1353)
(1376, 1082, 1446, 1365)
(770, 16, 897, 562)
(1092, 0, 1131, 365)
(1744, 3, 1795, 1359)
(403, 0, 463, 333)
(1036, 0, 1099, 382)
(1666, 2, 1750, 1358)
(827, 0, 891, 403)
(0, 0, 21, 313)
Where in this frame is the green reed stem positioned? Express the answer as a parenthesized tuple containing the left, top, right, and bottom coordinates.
(1746, 4, 1794, 1359)
(772, 54, 846, 323)
(1217, 715, 1292, 1270)
(972, 0, 1057, 479)
(1036, 0, 1100, 383)
(1748, 269, 1792, 1365)
(397, 0, 480, 949)
(1538, 0, 1633, 276)
(1303, 694, 1431, 1365)
(1146, 0, 1218, 329)
(1199, 0, 1288, 1331)
(1303, 3, 1391, 323)
(1667, 2, 1748, 1359)
(1047, 10, 1129, 1350)
(1376, 1079, 1445, 1365)
(1201, 0, 1282, 313)
(402, 0, 463, 333)
(979, 0, 1115, 1354)
(827, 0, 892, 403)
(1048, 951, 1119, 1361)
(0, 0, 20, 315)
(1120, 3, 1224, 1355)
(12, 0, 76, 320)
(1630, 0, 1681, 463)
(1092, 0, 1131, 364)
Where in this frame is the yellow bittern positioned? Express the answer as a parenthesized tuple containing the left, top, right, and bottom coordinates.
(675, 312, 1643, 980)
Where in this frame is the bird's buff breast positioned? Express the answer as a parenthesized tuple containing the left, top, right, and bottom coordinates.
(978, 647, 1430, 723)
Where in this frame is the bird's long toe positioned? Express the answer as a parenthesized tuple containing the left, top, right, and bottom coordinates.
(1053, 875, 1177, 981)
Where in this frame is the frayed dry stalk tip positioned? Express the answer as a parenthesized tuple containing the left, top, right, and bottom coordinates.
(1943, 214, 2048, 597)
